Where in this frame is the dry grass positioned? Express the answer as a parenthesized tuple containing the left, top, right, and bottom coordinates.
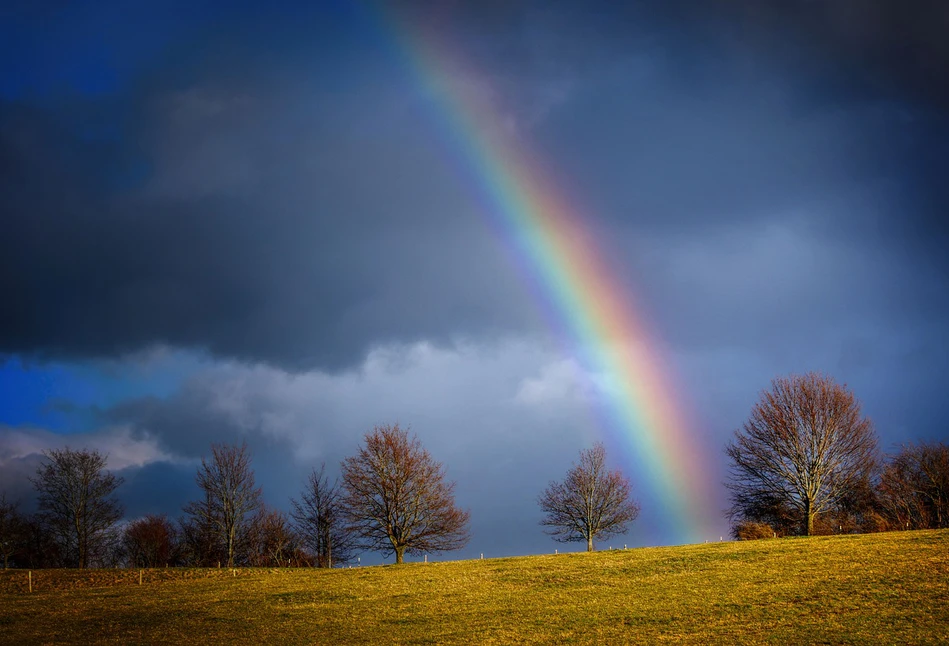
(1, 530, 947, 644)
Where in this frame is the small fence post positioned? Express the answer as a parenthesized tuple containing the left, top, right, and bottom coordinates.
(28, 570, 32, 593)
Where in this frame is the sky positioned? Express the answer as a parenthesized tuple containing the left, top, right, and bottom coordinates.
(1, 0, 948, 563)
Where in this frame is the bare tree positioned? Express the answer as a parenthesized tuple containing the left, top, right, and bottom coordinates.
(183, 441, 262, 568)
(0, 493, 27, 569)
(291, 464, 355, 567)
(538, 443, 640, 552)
(247, 506, 298, 567)
(177, 493, 224, 567)
(14, 512, 67, 568)
(123, 515, 179, 567)
(341, 424, 470, 564)
(879, 442, 949, 530)
(30, 448, 124, 568)
(815, 471, 885, 535)
(726, 373, 879, 536)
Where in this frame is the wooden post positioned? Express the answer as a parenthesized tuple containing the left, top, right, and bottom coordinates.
(139, 570, 143, 585)
(28, 570, 32, 593)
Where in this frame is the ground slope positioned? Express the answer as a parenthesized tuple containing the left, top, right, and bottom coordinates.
(1, 530, 947, 644)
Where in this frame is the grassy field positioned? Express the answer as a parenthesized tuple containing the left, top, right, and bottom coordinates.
(1, 530, 947, 644)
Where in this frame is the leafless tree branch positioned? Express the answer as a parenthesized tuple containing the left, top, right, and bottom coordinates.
(538, 443, 640, 552)
(725, 373, 878, 536)
(341, 424, 470, 564)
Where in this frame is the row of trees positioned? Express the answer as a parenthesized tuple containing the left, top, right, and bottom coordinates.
(1, 423, 640, 568)
(0, 449, 123, 569)
(0, 425, 464, 568)
(726, 372, 949, 539)
(10, 371, 935, 565)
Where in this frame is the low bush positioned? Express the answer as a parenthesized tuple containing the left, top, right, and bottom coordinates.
(734, 521, 776, 540)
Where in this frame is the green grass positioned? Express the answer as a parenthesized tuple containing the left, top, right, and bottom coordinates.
(1, 530, 947, 644)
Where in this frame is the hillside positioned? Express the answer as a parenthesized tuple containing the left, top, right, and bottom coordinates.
(1, 530, 947, 644)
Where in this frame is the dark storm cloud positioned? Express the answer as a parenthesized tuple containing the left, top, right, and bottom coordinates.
(705, 0, 949, 110)
(662, 0, 949, 252)
(2, 0, 946, 562)
(547, 0, 948, 226)
(0, 452, 44, 512)
(117, 460, 196, 519)
(0, 84, 535, 369)
(0, 0, 946, 373)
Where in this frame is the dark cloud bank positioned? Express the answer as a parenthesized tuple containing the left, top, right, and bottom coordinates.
(1, 0, 946, 371)
(1, 1, 947, 556)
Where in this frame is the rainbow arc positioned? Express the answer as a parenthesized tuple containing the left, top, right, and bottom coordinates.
(375, 7, 714, 543)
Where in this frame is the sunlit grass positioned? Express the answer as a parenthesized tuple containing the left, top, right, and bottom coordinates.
(1, 530, 947, 644)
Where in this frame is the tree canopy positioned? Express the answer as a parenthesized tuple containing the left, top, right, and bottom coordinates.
(30, 447, 124, 568)
(538, 443, 640, 551)
(341, 424, 470, 564)
(183, 441, 262, 568)
(726, 373, 878, 536)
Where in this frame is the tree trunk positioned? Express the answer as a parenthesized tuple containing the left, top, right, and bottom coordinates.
(805, 499, 814, 536)
(76, 517, 86, 569)
(586, 536, 594, 552)
(395, 547, 405, 564)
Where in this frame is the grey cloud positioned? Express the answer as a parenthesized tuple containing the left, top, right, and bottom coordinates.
(0, 424, 174, 515)
(1, 0, 946, 373)
(98, 339, 722, 557)
(0, 82, 537, 369)
(0, 453, 44, 513)
(708, 0, 949, 110)
(0, 425, 171, 470)
(117, 461, 197, 519)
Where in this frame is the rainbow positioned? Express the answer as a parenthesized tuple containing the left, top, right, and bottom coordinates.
(371, 6, 714, 544)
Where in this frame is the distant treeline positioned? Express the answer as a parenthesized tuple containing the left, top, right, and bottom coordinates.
(2, 374, 947, 568)
(726, 374, 949, 540)
(1, 424, 461, 569)
(0, 423, 640, 569)
(730, 438, 949, 540)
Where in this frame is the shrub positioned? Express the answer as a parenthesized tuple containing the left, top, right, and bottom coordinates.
(734, 521, 776, 540)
